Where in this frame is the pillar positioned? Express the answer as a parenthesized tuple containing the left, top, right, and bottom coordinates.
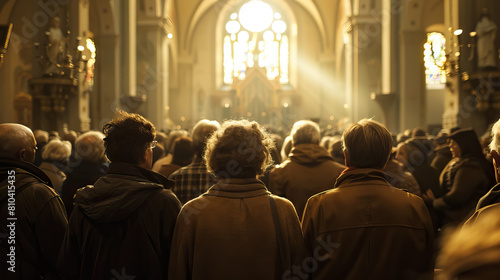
(67, 0, 90, 131)
(137, 17, 170, 130)
(399, 29, 426, 131)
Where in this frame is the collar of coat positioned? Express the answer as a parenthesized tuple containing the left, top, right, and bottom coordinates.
(334, 167, 390, 189)
(289, 143, 334, 165)
(108, 161, 170, 186)
(0, 158, 53, 188)
(204, 178, 270, 199)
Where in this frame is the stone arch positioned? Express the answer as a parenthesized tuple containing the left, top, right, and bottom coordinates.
(0, 0, 16, 25)
(140, 0, 162, 17)
(90, 0, 115, 35)
(186, 0, 328, 53)
(293, 0, 328, 50)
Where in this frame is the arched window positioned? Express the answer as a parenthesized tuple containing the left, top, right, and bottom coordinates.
(223, 0, 289, 84)
(424, 32, 446, 85)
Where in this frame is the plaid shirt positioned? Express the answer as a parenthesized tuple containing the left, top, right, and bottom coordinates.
(168, 157, 217, 204)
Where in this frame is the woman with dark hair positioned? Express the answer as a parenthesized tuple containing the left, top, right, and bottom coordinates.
(157, 136, 195, 178)
(168, 120, 306, 280)
(431, 128, 495, 228)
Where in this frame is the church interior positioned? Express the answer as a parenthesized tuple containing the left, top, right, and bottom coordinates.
(1, 0, 500, 136)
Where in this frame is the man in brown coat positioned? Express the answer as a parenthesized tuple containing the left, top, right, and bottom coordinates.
(269, 120, 345, 218)
(301, 119, 435, 280)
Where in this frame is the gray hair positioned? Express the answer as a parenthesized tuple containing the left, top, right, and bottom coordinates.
(490, 118, 500, 153)
(75, 131, 106, 163)
(291, 120, 320, 145)
(42, 139, 72, 162)
(192, 119, 221, 155)
(34, 129, 49, 143)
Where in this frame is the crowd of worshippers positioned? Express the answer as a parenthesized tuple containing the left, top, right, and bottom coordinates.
(1, 111, 500, 279)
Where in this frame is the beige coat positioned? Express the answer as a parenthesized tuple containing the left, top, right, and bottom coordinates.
(168, 178, 306, 280)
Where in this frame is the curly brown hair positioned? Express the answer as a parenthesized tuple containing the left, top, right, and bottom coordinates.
(204, 120, 274, 179)
(103, 110, 156, 164)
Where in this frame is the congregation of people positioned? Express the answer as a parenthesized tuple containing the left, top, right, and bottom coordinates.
(2, 111, 500, 279)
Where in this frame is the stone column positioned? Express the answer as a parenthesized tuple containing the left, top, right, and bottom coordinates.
(172, 55, 194, 128)
(93, 33, 119, 129)
(137, 18, 170, 130)
(379, 0, 400, 132)
(122, 0, 137, 97)
(399, 29, 426, 131)
(348, 14, 383, 123)
(67, 0, 90, 132)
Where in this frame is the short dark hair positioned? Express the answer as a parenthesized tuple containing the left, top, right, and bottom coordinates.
(342, 119, 392, 169)
(103, 111, 156, 164)
(204, 120, 274, 178)
(171, 136, 195, 166)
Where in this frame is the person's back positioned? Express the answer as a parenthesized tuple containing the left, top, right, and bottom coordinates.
(301, 119, 434, 280)
(270, 145, 345, 217)
(59, 164, 180, 279)
(57, 111, 181, 279)
(61, 131, 108, 217)
(397, 139, 440, 196)
(169, 120, 306, 280)
(0, 124, 67, 279)
(384, 158, 421, 196)
(269, 120, 345, 217)
(302, 170, 434, 279)
(157, 136, 194, 178)
(168, 120, 220, 204)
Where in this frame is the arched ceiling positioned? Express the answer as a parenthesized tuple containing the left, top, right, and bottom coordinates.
(0, 0, 16, 24)
(0, 0, 116, 35)
(92, 0, 116, 35)
(183, 0, 329, 52)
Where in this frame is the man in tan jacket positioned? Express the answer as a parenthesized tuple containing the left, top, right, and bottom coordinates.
(301, 119, 434, 280)
(269, 120, 345, 218)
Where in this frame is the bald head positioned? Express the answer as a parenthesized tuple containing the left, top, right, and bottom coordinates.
(0, 123, 37, 162)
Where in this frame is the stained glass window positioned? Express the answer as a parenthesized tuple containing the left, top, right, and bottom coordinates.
(424, 32, 446, 85)
(223, 1, 289, 84)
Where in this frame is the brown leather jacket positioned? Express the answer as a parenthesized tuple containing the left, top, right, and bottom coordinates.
(302, 168, 435, 280)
